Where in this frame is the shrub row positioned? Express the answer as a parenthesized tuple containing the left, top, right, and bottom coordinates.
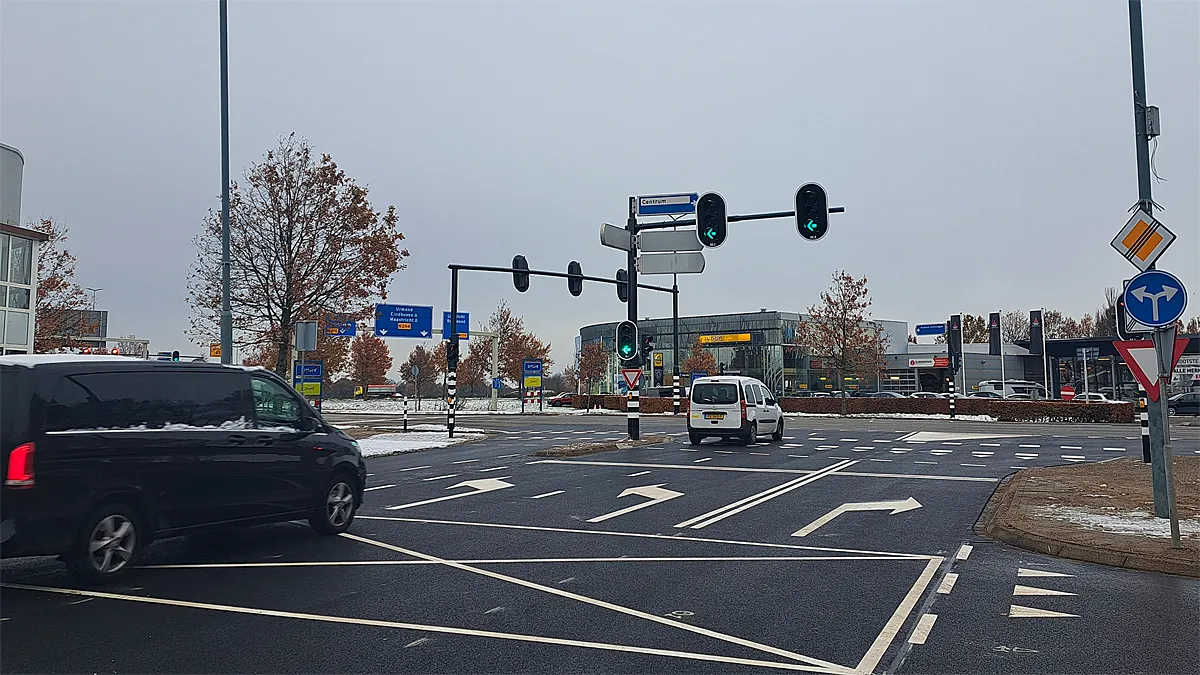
(573, 394, 1134, 423)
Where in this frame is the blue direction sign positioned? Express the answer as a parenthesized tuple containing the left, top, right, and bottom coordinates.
(293, 361, 323, 381)
(522, 359, 543, 376)
(1124, 269, 1187, 328)
(325, 317, 357, 337)
(492, 377, 504, 390)
(442, 311, 470, 340)
(635, 192, 699, 218)
(374, 304, 433, 338)
(915, 323, 947, 336)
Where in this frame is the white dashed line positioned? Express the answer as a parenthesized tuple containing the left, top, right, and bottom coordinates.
(749, 452, 771, 456)
(960, 463, 987, 467)
(452, 459, 480, 464)
(1103, 447, 1126, 452)
(840, 438, 858, 442)
(914, 461, 938, 465)
(1060, 446, 1083, 450)
(714, 450, 734, 454)
(1061, 456, 1086, 462)
(869, 458, 892, 463)
(853, 446, 876, 451)
(530, 491, 564, 499)
(694, 457, 713, 463)
(1019, 444, 1041, 448)
(971, 452, 994, 457)
(421, 474, 460, 481)
(930, 450, 953, 455)
(364, 484, 397, 492)
(889, 449, 910, 454)
(980, 443, 1001, 447)
(398, 465, 433, 472)
(1015, 453, 1039, 459)
(955, 544, 973, 560)
(788, 454, 809, 458)
(941, 442, 962, 446)
(908, 613, 938, 645)
(937, 573, 958, 594)
(627, 471, 651, 477)
(478, 466, 508, 472)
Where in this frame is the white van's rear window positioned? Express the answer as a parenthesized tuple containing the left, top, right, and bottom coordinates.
(692, 383, 739, 404)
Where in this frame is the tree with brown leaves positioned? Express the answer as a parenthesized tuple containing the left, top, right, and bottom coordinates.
(483, 301, 552, 385)
(680, 339, 717, 376)
(241, 319, 351, 385)
(795, 270, 889, 411)
(31, 218, 89, 352)
(401, 344, 440, 403)
(459, 340, 490, 396)
(577, 341, 610, 395)
(349, 334, 393, 388)
(186, 134, 409, 378)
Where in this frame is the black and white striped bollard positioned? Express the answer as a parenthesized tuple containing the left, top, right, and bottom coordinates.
(948, 377, 956, 419)
(628, 385, 640, 440)
(1138, 384, 1150, 463)
(403, 395, 409, 432)
(447, 371, 457, 437)
(673, 380, 681, 415)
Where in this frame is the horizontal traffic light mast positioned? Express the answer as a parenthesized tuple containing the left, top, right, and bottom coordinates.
(631, 205, 846, 232)
(447, 262, 678, 295)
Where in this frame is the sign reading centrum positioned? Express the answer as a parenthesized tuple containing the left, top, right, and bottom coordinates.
(698, 333, 752, 344)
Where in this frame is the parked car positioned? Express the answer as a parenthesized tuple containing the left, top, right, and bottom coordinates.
(873, 391, 907, 398)
(1071, 392, 1114, 403)
(547, 392, 574, 407)
(0, 355, 367, 583)
(687, 376, 784, 445)
(966, 391, 1002, 399)
(1167, 391, 1200, 416)
(909, 391, 941, 399)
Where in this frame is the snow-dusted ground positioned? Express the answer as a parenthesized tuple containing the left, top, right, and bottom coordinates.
(1034, 505, 1200, 539)
(784, 412, 996, 422)
(356, 428, 486, 457)
(323, 398, 569, 414)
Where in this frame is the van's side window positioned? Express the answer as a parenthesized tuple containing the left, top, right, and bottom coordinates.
(252, 377, 303, 428)
(158, 373, 252, 427)
(46, 373, 163, 431)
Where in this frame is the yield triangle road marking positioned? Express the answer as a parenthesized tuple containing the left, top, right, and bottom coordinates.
(1017, 568, 1075, 578)
(1009, 604, 1079, 618)
(1013, 585, 1076, 596)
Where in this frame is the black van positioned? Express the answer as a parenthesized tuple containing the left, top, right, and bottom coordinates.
(0, 355, 367, 582)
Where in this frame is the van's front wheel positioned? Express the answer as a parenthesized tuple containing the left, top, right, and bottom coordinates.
(310, 476, 357, 535)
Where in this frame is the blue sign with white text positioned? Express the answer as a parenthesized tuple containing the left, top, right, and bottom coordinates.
(635, 192, 699, 217)
(523, 360, 543, 376)
(326, 317, 357, 337)
(690, 371, 708, 381)
(915, 323, 947, 336)
(442, 311, 470, 339)
(492, 377, 504, 390)
(1124, 269, 1187, 328)
(374, 304, 433, 338)
(293, 361, 323, 381)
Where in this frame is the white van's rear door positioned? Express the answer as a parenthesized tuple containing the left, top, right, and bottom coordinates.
(689, 380, 743, 431)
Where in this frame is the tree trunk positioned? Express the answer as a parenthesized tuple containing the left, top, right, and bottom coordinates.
(838, 367, 847, 416)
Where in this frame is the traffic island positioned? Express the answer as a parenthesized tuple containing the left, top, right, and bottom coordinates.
(535, 435, 671, 458)
(977, 457, 1200, 578)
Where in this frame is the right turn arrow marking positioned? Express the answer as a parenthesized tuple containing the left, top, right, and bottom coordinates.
(587, 484, 684, 523)
(791, 497, 923, 537)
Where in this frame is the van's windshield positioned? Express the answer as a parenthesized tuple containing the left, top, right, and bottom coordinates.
(692, 383, 740, 405)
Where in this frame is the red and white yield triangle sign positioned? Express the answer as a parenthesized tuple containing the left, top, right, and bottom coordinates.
(621, 369, 643, 390)
(1113, 338, 1190, 401)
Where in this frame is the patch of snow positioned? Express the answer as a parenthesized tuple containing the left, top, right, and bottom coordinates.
(1033, 505, 1200, 539)
(55, 418, 301, 433)
(785, 412, 997, 422)
(357, 431, 485, 457)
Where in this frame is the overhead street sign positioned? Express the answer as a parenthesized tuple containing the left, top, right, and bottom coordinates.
(1123, 269, 1187, 327)
(442, 311, 469, 340)
(914, 323, 946, 336)
(1113, 337, 1190, 401)
(325, 317, 357, 337)
(636, 251, 705, 275)
(600, 223, 632, 251)
(375, 304, 433, 338)
(1111, 209, 1175, 271)
(698, 333, 751, 344)
(635, 192, 698, 218)
(636, 229, 704, 253)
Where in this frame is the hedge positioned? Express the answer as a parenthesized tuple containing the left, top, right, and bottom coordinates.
(574, 394, 1133, 423)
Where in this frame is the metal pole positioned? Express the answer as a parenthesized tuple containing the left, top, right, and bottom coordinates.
(447, 269, 459, 437)
(999, 311, 1006, 397)
(489, 334, 499, 411)
(626, 197, 640, 440)
(1083, 352, 1090, 396)
(960, 318, 967, 396)
(672, 283, 681, 415)
(1130, 0, 1169, 516)
(218, 0, 233, 366)
(1152, 330, 1181, 546)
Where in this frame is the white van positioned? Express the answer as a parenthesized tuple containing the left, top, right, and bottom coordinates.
(976, 380, 1048, 399)
(687, 376, 784, 445)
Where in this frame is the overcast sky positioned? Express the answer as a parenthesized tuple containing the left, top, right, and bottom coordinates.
(3, 0, 1197, 374)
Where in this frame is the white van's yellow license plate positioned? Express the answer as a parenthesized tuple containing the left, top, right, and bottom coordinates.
(704, 412, 725, 420)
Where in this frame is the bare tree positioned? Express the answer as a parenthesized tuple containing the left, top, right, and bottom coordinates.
(186, 134, 409, 377)
(1001, 309, 1029, 343)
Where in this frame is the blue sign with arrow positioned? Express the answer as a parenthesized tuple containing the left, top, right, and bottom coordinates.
(374, 304, 433, 338)
(915, 323, 947, 336)
(325, 317, 357, 337)
(492, 377, 504, 391)
(442, 311, 469, 340)
(1123, 269, 1187, 328)
(635, 192, 699, 217)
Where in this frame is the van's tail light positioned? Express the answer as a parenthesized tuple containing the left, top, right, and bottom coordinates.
(5, 442, 35, 488)
(740, 400, 748, 421)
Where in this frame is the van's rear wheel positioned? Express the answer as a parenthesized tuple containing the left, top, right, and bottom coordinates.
(771, 419, 785, 441)
(742, 422, 757, 446)
(66, 503, 142, 584)
(689, 432, 702, 445)
(310, 475, 357, 535)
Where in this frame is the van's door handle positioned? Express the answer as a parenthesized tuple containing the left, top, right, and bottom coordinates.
(254, 436, 274, 446)
(227, 434, 247, 445)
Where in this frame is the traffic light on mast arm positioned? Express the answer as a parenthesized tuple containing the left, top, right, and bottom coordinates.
(512, 255, 530, 292)
(615, 320, 638, 363)
(795, 183, 829, 241)
(696, 192, 727, 248)
(641, 334, 654, 359)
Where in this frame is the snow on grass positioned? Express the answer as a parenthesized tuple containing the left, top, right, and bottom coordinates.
(322, 398, 572, 414)
(1033, 505, 1200, 539)
(357, 431, 486, 457)
(784, 412, 997, 422)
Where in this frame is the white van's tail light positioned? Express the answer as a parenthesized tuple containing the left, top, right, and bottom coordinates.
(5, 442, 35, 488)
(740, 400, 747, 421)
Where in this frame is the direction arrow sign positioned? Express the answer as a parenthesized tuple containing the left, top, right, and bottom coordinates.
(1111, 209, 1175, 271)
(915, 323, 946, 336)
(636, 229, 704, 253)
(791, 497, 922, 537)
(375, 304, 433, 338)
(621, 368, 642, 389)
(442, 311, 470, 340)
(587, 484, 684, 523)
(1124, 270, 1187, 327)
(1113, 337, 1190, 401)
(385, 478, 514, 510)
(635, 192, 699, 218)
(600, 223, 632, 251)
(636, 251, 705, 275)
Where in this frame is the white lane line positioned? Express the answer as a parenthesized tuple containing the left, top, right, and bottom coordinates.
(904, 440, 928, 444)
(714, 450, 734, 454)
(1018, 568, 1074, 578)
(530, 491, 565, 499)
(342, 533, 854, 672)
(840, 438, 858, 442)
(913, 461, 938, 465)
(421, 474, 460, 481)
(829, 456, 851, 460)
(627, 471, 651, 477)
(853, 446, 876, 451)
(1015, 452, 1039, 459)
(694, 457, 713, 463)
(750, 452, 771, 456)
(1009, 466, 1029, 469)
(680, 449, 699, 452)
(0, 582, 842, 674)
(907, 613, 938, 645)
(869, 458, 892, 463)
(364, 484, 397, 492)
(980, 443, 1001, 447)
(783, 436, 797, 440)
(816, 445, 839, 450)
(853, 448, 871, 453)
(1061, 455, 1086, 461)
(960, 463, 987, 467)
(856, 558, 943, 674)
(1014, 585, 1076, 597)
(1103, 447, 1126, 452)
(941, 442, 962, 446)
(144, 554, 953, 570)
(936, 573, 958, 594)
(955, 544, 973, 560)
(889, 450, 910, 454)
(496, 454, 522, 459)
(1060, 446, 1083, 450)
(367, 473, 376, 477)
(478, 466, 508, 472)
(971, 452, 994, 457)
(675, 460, 858, 529)
(930, 450, 953, 455)
(531, 459, 998, 482)
(398, 465, 433, 472)
(788, 455, 809, 458)
(1019, 444, 1041, 448)
(873, 440, 893, 444)
(810, 437, 827, 440)
(452, 459, 480, 464)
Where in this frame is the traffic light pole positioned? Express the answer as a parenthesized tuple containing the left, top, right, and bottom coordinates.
(626, 197, 641, 440)
(672, 281, 681, 416)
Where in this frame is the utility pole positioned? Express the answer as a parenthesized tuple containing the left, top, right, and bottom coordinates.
(1128, 0, 1169, 517)
(218, 0, 233, 366)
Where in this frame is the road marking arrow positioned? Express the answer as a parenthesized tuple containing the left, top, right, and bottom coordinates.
(587, 484, 684, 523)
(386, 478, 514, 511)
(791, 497, 922, 537)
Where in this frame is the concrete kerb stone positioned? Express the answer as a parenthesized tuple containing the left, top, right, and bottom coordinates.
(535, 435, 672, 458)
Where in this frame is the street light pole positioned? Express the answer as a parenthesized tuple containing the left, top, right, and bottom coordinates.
(84, 287, 102, 311)
(218, 0, 233, 366)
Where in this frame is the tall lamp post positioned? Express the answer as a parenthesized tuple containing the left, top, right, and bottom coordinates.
(218, 0, 233, 365)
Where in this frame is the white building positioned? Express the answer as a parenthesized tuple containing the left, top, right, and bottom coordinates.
(1, 143, 46, 355)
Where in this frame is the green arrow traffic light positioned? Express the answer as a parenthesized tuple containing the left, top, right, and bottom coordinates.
(804, 219, 817, 232)
(621, 344, 633, 355)
(704, 227, 717, 240)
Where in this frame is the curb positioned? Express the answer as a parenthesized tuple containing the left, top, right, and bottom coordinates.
(535, 435, 671, 458)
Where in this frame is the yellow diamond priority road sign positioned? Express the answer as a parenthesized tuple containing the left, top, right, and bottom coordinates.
(1111, 209, 1175, 271)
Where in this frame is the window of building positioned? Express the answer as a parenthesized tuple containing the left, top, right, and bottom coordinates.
(0, 233, 34, 350)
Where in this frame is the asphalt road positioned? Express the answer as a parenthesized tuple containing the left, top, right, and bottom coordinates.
(2, 413, 1197, 674)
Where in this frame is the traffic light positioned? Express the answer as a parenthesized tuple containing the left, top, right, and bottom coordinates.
(567, 260, 583, 297)
(615, 320, 638, 362)
(512, 255, 530, 293)
(696, 192, 727, 248)
(641, 334, 654, 359)
(615, 268, 629, 303)
(446, 341, 459, 370)
(795, 183, 829, 241)
(171, 350, 180, 361)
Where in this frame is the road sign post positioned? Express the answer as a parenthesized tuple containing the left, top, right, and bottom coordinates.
(1152, 327, 1181, 548)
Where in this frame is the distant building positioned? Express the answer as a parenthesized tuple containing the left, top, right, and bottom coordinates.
(0, 142, 47, 355)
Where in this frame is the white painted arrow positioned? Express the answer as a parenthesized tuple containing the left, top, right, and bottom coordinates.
(791, 497, 923, 537)
(386, 478, 514, 510)
(587, 484, 684, 523)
